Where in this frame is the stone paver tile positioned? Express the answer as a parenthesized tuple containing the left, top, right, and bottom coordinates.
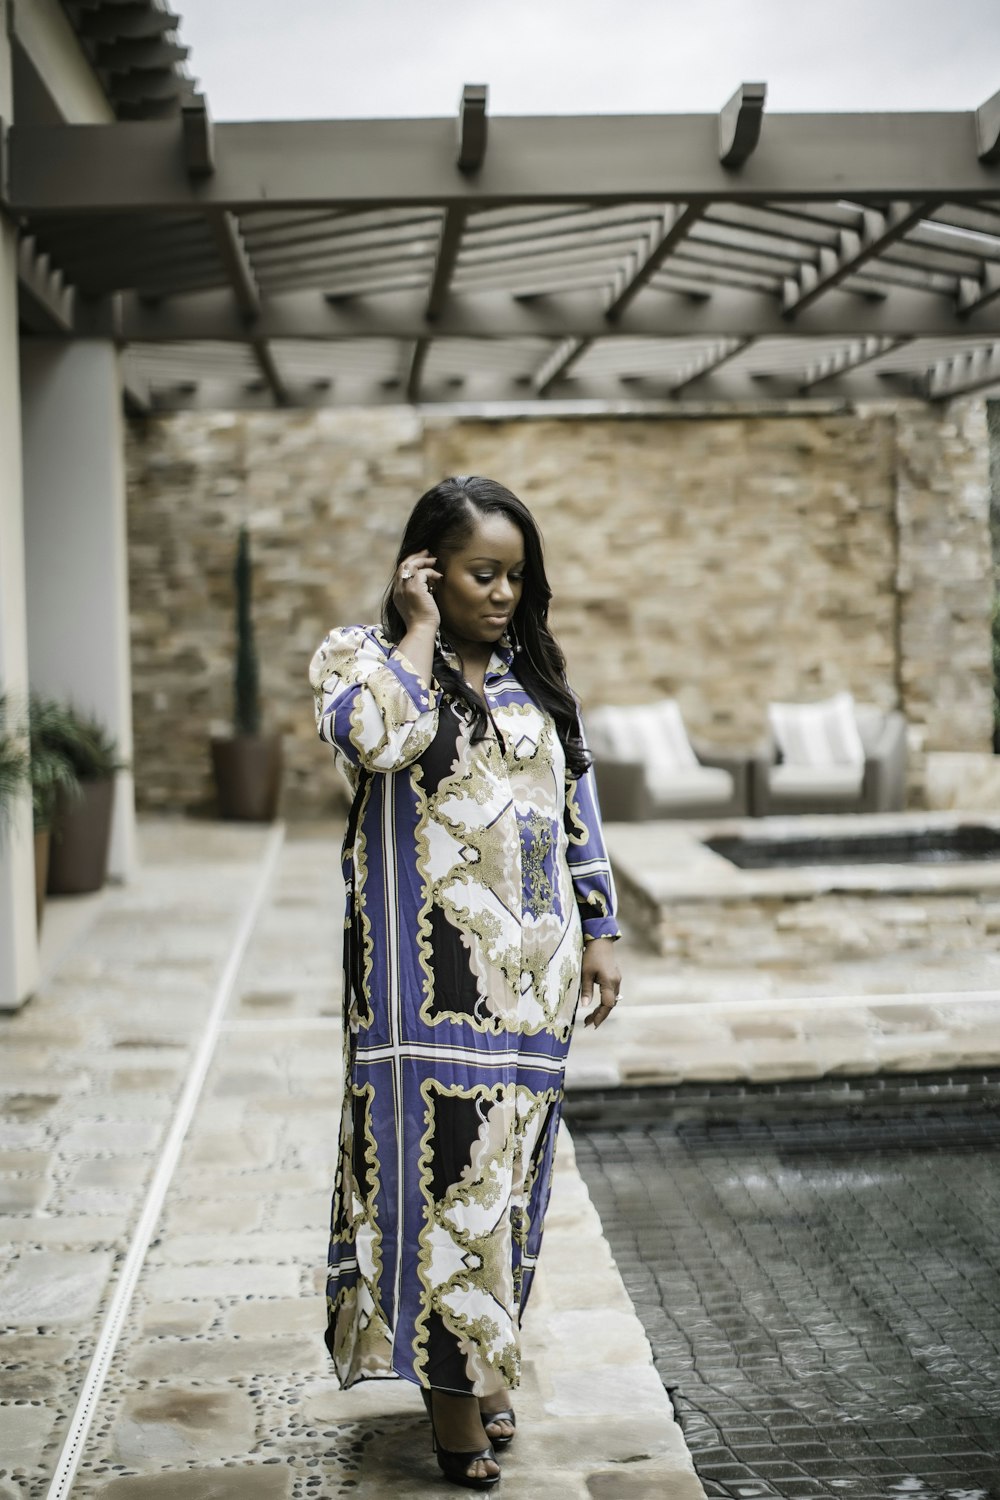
(535, 1309, 653, 1369)
(162, 1197, 265, 1234)
(148, 1231, 318, 1267)
(60, 1121, 163, 1155)
(741, 1044, 831, 1082)
(0, 1092, 61, 1121)
(0, 1400, 57, 1466)
(140, 1299, 221, 1337)
(63, 1158, 150, 1191)
(0, 1149, 51, 1174)
(93, 1467, 292, 1499)
(171, 1169, 323, 1199)
(129, 1335, 326, 1381)
(223, 1296, 321, 1337)
(541, 1270, 635, 1314)
(0, 1176, 50, 1212)
(589, 1473, 704, 1500)
(0, 1214, 127, 1247)
(0, 1250, 113, 1325)
(180, 1128, 279, 1170)
(544, 1363, 670, 1419)
(141, 1263, 300, 1302)
(111, 1387, 258, 1465)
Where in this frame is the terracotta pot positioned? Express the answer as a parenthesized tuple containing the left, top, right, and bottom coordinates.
(210, 734, 283, 822)
(47, 777, 115, 896)
(34, 827, 50, 931)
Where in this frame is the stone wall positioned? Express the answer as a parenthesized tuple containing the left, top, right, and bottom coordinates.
(124, 399, 993, 817)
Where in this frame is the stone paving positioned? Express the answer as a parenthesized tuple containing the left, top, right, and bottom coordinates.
(0, 819, 702, 1499)
(572, 1074, 1000, 1500)
(567, 812, 1000, 1093)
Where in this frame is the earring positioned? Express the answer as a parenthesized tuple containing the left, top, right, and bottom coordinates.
(506, 620, 520, 653)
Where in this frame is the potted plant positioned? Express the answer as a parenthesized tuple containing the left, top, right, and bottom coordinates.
(210, 526, 283, 821)
(0, 694, 83, 927)
(42, 705, 126, 896)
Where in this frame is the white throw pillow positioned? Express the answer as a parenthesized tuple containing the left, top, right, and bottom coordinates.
(632, 700, 700, 779)
(768, 691, 865, 768)
(585, 699, 699, 777)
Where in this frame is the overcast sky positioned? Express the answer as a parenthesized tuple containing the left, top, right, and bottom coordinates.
(177, 0, 1000, 121)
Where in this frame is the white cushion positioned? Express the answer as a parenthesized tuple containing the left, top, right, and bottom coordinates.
(647, 765, 734, 808)
(582, 708, 623, 761)
(768, 691, 865, 769)
(586, 699, 699, 778)
(629, 700, 699, 778)
(769, 764, 864, 798)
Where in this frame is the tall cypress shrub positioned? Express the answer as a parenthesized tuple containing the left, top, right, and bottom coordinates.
(233, 526, 261, 737)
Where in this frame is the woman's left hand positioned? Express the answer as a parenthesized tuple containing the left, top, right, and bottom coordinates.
(580, 938, 622, 1029)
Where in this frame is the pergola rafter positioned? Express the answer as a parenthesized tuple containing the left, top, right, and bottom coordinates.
(799, 336, 913, 391)
(10, 62, 1000, 411)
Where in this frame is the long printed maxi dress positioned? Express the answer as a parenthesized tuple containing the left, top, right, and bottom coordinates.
(309, 624, 619, 1396)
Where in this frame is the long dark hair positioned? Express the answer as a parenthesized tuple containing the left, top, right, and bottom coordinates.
(381, 476, 591, 779)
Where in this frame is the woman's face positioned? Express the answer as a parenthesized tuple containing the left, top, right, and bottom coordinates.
(436, 511, 526, 648)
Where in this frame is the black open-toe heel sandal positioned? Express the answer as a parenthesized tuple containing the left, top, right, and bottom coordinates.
(420, 1388, 500, 1491)
(480, 1405, 516, 1452)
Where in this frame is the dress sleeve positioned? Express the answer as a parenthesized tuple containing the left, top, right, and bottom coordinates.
(308, 625, 442, 774)
(564, 758, 621, 944)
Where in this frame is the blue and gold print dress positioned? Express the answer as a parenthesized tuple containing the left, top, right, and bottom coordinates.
(309, 624, 619, 1397)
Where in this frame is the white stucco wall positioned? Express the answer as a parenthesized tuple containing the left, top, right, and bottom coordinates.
(21, 342, 137, 881)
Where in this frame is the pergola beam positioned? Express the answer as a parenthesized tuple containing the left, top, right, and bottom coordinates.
(976, 85, 1000, 164)
(719, 82, 766, 168)
(782, 200, 937, 317)
(106, 283, 1000, 343)
(423, 87, 489, 321)
(10, 113, 1000, 215)
(132, 366, 922, 413)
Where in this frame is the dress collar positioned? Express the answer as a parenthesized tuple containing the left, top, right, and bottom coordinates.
(437, 632, 515, 681)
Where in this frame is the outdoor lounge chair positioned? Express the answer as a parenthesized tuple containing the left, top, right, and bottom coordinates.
(584, 698, 752, 819)
(749, 692, 908, 816)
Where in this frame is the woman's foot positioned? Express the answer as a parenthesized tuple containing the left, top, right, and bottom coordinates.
(426, 1390, 500, 1486)
(478, 1392, 516, 1449)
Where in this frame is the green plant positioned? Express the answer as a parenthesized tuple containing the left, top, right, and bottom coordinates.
(26, 696, 85, 832)
(33, 703, 126, 782)
(233, 525, 261, 737)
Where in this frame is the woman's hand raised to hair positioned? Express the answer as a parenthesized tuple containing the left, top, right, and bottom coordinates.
(394, 553, 442, 689)
(393, 553, 442, 632)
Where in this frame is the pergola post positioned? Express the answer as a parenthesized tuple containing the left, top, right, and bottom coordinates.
(0, 15, 39, 1011)
(20, 342, 137, 884)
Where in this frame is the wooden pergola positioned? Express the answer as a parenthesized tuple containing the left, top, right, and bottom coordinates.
(8, 2, 1000, 413)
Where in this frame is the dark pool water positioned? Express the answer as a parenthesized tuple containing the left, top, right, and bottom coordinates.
(705, 826, 1000, 870)
(569, 1074, 1000, 1500)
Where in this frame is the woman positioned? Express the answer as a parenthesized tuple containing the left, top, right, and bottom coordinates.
(309, 475, 622, 1489)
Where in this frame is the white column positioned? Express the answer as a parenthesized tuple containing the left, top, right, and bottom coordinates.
(0, 4, 40, 1010)
(21, 342, 137, 881)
